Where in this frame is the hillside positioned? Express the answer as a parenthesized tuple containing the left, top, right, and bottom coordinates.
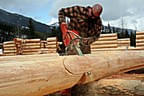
(0, 9, 52, 34)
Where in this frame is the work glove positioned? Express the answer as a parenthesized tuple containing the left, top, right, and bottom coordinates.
(82, 37, 94, 45)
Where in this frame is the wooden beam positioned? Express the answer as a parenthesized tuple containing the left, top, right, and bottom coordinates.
(0, 51, 144, 96)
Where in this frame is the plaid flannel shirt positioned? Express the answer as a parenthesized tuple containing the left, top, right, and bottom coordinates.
(58, 6, 102, 54)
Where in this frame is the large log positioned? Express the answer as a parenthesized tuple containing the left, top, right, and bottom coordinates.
(0, 51, 144, 96)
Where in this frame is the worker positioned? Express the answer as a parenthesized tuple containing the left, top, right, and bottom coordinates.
(58, 3, 103, 55)
(57, 3, 103, 96)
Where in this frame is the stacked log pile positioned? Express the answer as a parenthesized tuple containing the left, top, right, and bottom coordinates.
(118, 38, 130, 48)
(136, 31, 144, 47)
(128, 32, 144, 50)
(46, 37, 57, 53)
(22, 39, 41, 55)
(91, 33, 119, 52)
(3, 41, 16, 56)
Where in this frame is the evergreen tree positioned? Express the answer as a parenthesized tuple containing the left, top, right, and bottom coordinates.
(107, 22, 111, 33)
(28, 18, 36, 39)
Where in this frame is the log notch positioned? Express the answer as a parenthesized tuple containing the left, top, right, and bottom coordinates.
(0, 51, 144, 96)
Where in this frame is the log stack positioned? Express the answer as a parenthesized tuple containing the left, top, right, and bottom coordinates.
(46, 37, 57, 53)
(118, 38, 130, 48)
(136, 31, 144, 47)
(22, 39, 41, 55)
(3, 41, 16, 56)
(128, 32, 144, 50)
(91, 33, 118, 52)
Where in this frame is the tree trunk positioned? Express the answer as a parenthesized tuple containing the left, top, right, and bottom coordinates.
(0, 51, 144, 96)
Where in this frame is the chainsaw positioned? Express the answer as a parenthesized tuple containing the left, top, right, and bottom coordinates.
(60, 23, 84, 56)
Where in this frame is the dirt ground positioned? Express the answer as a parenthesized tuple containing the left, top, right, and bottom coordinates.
(48, 73, 144, 96)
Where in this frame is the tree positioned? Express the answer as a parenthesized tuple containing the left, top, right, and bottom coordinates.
(28, 18, 37, 39)
(107, 22, 111, 33)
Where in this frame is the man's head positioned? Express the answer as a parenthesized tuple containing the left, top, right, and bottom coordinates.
(88, 4, 103, 18)
(92, 4, 103, 17)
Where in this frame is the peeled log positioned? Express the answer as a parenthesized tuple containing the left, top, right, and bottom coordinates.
(0, 51, 144, 96)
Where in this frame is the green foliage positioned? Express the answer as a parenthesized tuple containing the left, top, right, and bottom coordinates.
(0, 22, 16, 42)
(130, 31, 136, 47)
(27, 18, 38, 39)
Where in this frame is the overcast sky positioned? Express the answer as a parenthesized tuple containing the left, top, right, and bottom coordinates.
(0, 0, 144, 31)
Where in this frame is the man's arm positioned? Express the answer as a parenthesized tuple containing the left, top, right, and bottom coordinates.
(85, 18, 102, 45)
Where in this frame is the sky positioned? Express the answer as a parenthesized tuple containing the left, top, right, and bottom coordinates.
(0, 0, 144, 31)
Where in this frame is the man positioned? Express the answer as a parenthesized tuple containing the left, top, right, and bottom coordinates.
(58, 4, 103, 55)
(57, 4, 103, 96)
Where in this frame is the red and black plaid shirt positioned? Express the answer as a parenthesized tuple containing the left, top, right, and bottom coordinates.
(58, 5, 102, 44)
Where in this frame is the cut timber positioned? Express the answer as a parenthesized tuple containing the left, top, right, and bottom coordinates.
(3, 47, 16, 50)
(92, 40, 117, 45)
(136, 39, 144, 43)
(3, 41, 16, 56)
(23, 43, 41, 46)
(91, 33, 118, 52)
(100, 33, 117, 38)
(136, 31, 144, 35)
(136, 32, 144, 47)
(3, 44, 16, 47)
(98, 37, 117, 41)
(128, 47, 144, 50)
(47, 37, 57, 42)
(22, 39, 41, 55)
(91, 47, 128, 52)
(136, 35, 144, 39)
(118, 38, 130, 47)
(46, 42, 56, 45)
(23, 39, 41, 43)
(46, 37, 57, 53)
(23, 46, 40, 49)
(0, 51, 144, 96)
(3, 53, 16, 56)
(136, 43, 144, 47)
(91, 44, 117, 49)
(3, 41, 15, 45)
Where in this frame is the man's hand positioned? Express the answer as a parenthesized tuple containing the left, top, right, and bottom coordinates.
(82, 37, 93, 45)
